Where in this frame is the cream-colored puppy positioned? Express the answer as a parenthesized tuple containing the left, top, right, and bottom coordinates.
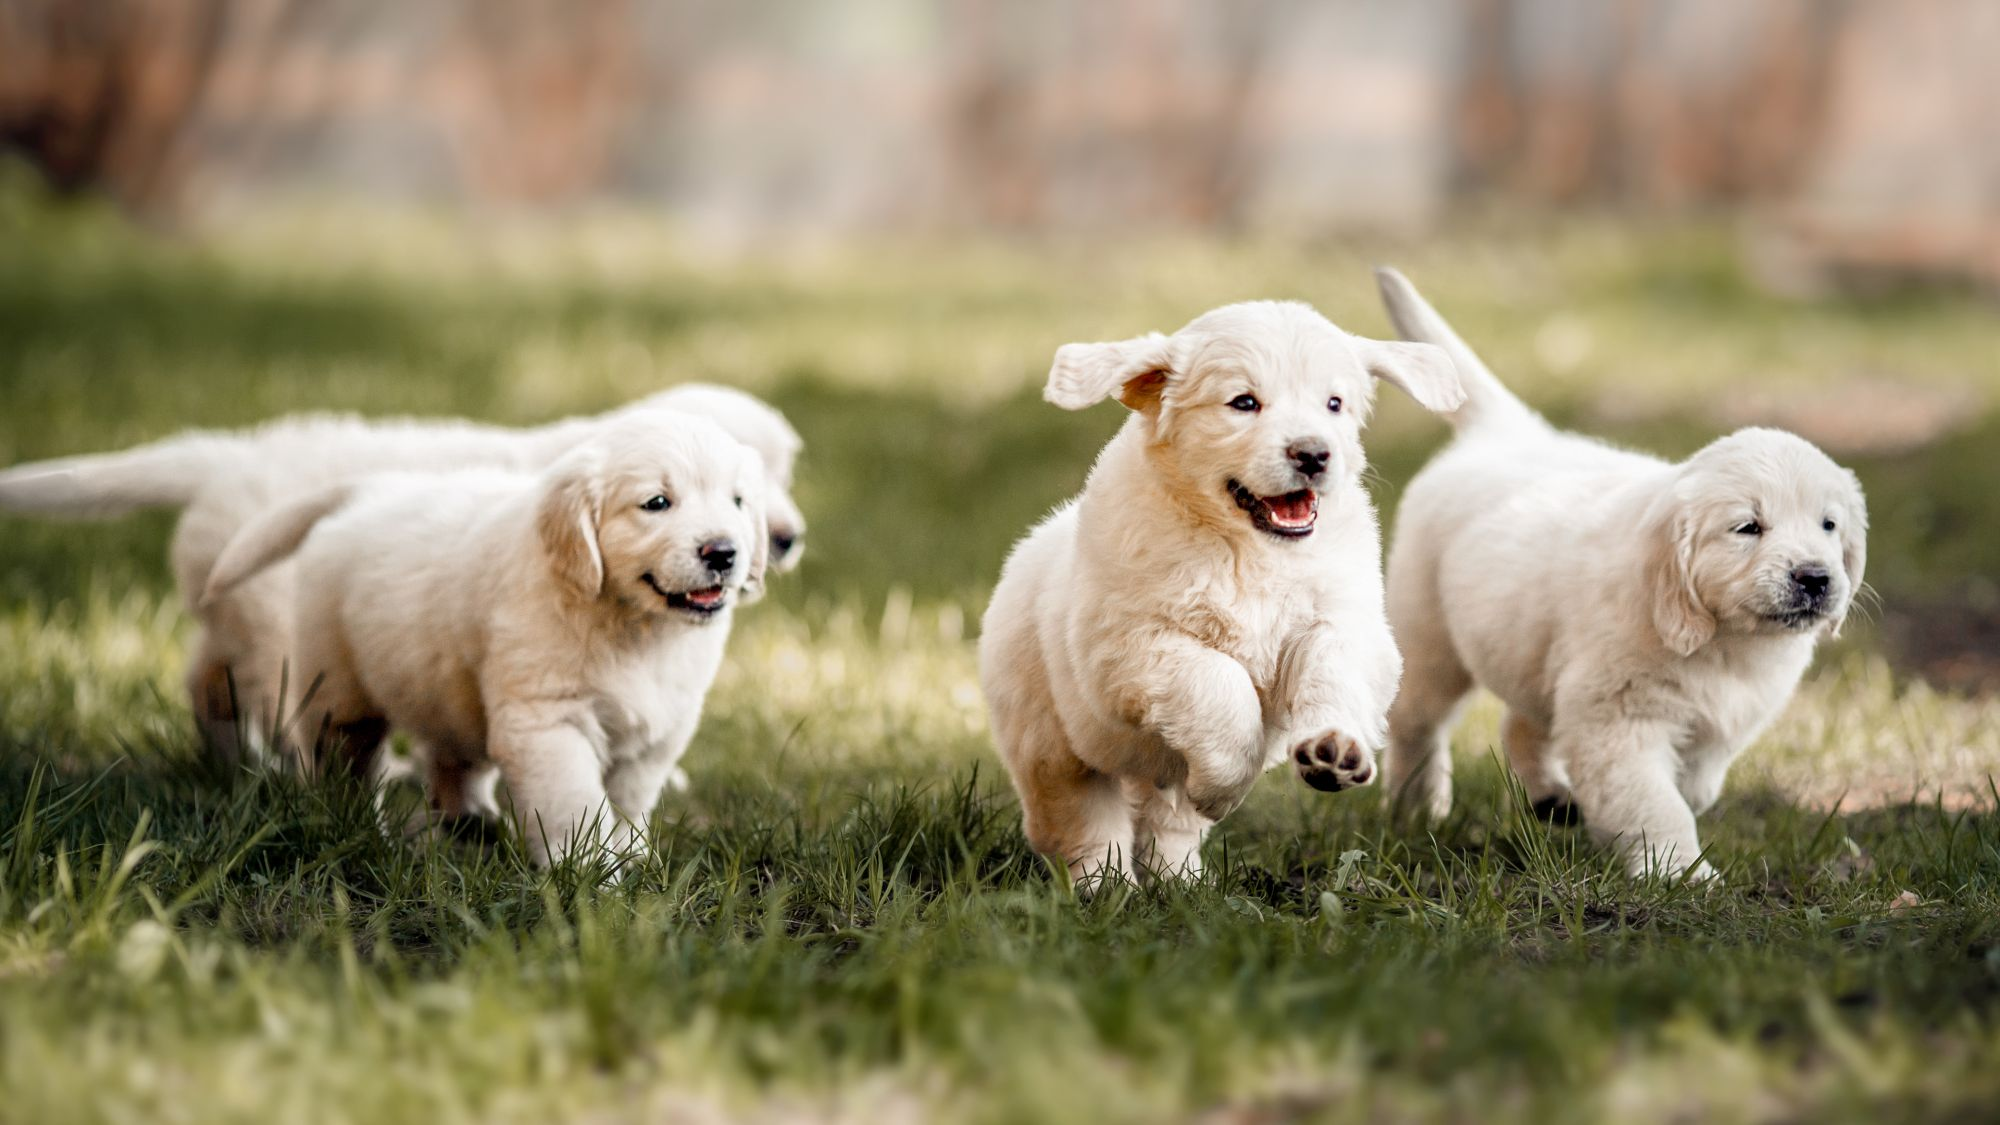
(0, 383, 802, 765)
(201, 410, 768, 866)
(1375, 268, 1868, 880)
(980, 301, 1465, 883)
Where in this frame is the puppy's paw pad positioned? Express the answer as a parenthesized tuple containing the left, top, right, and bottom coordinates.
(1292, 731, 1375, 793)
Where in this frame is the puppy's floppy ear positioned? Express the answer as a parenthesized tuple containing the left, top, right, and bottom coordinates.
(538, 448, 606, 597)
(1044, 333, 1175, 414)
(1644, 493, 1715, 657)
(1831, 469, 1869, 637)
(1353, 337, 1466, 414)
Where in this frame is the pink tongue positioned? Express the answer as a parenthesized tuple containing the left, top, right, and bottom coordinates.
(686, 587, 724, 607)
(1265, 492, 1315, 526)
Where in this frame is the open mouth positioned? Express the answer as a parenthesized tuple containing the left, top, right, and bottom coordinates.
(642, 574, 729, 618)
(1227, 480, 1319, 538)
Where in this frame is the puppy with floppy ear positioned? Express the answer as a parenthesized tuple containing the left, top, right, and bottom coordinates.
(980, 299, 1463, 885)
(204, 410, 770, 866)
(0, 382, 803, 769)
(1375, 267, 1869, 880)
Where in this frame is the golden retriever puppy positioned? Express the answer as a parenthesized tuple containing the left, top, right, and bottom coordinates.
(0, 384, 802, 765)
(201, 411, 768, 866)
(1374, 268, 1868, 880)
(979, 300, 1465, 884)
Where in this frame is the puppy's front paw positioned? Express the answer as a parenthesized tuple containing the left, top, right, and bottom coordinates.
(1293, 731, 1376, 793)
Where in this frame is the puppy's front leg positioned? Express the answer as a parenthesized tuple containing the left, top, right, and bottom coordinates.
(490, 718, 641, 867)
(605, 746, 688, 830)
(1279, 625, 1397, 795)
(1129, 636, 1266, 822)
(1564, 720, 1714, 881)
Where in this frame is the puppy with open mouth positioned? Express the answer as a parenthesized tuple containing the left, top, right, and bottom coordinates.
(0, 382, 804, 770)
(201, 410, 769, 866)
(979, 300, 1465, 884)
(1374, 268, 1870, 880)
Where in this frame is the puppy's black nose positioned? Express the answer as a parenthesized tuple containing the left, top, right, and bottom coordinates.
(770, 531, 797, 558)
(1287, 440, 1331, 478)
(698, 539, 737, 573)
(1792, 564, 1831, 598)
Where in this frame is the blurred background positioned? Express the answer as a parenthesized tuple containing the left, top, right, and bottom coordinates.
(3, 0, 1997, 287)
(1, 0, 1997, 772)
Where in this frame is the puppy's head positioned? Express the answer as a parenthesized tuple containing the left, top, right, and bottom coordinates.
(643, 384, 807, 572)
(1647, 428, 1868, 655)
(538, 410, 770, 624)
(1045, 301, 1462, 540)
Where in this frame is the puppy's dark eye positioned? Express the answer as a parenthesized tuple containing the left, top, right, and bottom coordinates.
(641, 495, 671, 512)
(1733, 521, 1762, 536)
(1823, 518, 1837, 532)
(734, 495, 744, 509)
(1228, 394, 1261, 413)
(1327, 395, 1343, 414)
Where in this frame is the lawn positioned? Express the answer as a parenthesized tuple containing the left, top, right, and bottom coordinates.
(2, 181, 1999, 1123)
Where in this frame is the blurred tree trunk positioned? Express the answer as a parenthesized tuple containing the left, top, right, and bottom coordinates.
(0, 0, 238, 212)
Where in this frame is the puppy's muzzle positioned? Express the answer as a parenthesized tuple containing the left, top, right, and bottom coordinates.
(1765, 563, 1838, 629)
(1792, 564, 1831, 603)
(1286, 439, 1331, 480)
(698, 538, 737, 575)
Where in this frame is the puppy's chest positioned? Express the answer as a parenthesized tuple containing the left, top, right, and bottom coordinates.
(584, 655, 706, 759)
(1177, 586, 1312, 685)
(1666, 648, 1813, 756)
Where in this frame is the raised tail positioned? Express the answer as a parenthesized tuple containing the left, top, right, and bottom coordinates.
(202, 483, 357, 606)
(1374, 267, 1544, 434)
(0, 432, 241, 519)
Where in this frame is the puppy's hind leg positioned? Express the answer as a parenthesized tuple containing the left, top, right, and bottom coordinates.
(1016, 751, 1135, 887)
(288, 622, 385, 783)
(1382, 540, 1472, 821)
(1129, 777, 1208, 882)
(1502, 711, 1576, 824)
(417, 748, 506, 847)
(1382, 640, 1472, 823)
(984, 606, 1136, 887)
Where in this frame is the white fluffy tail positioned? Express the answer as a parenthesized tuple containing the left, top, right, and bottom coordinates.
(202, 483, 357, 605)
(1374, 267, 1544, 434)
(0, 433, 239, 518)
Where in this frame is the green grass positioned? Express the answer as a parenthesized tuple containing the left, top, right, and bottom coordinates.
(2, 180, 1999, 1123)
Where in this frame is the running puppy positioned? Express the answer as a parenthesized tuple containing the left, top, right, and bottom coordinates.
(1375, 268, 1868, 880)
(0, 383, 803, 765)
(202, 411, 768, 866)
(979, 300, 1464, 883)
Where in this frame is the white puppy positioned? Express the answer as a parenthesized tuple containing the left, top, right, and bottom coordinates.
(0, 383, 803, 764)
(979, 301, 1465, 883)
(201, 411, 768, 865)
(1375, 268, 1869, 879)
